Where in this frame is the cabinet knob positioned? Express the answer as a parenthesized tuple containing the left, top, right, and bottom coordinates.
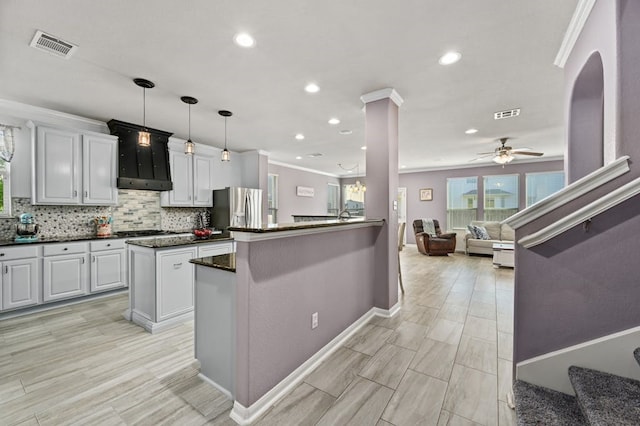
(173, 262, 183, 269)
(63, 247, 68, 251)
(107, 243, 111, 247)
(0, 253, 4, 257)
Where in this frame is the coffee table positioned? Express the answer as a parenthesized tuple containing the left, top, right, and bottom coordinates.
(493, 242, 514, 268)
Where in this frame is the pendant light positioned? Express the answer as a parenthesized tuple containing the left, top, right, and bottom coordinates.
(181, 96, 198, 155)
(219, 110, 233, 162)
(134, 78, 154, 147)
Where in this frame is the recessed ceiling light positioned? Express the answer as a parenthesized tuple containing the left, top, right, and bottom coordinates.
(347, 170, 353, 173)
(295, 133, 305, 140)
(438, 51, 462, 65)
(328, 118, 340, 125)
(296, 156, 302, 160)
(339, 129, 352, 135)
(305, 83, 320, 93)
(401, 165, 407, 169)
(465, 128, 478, 134)
(234, 33, 255, 48)
(361, 146, 367, 150)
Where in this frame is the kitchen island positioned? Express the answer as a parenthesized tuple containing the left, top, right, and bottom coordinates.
(127, 233, 234, 333)
(191, 218, 396, 425)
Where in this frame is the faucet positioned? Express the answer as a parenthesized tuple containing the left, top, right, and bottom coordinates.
(338, 209, 352, 220)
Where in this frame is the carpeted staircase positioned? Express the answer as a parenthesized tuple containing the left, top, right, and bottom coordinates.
(514, 347, 640, 425)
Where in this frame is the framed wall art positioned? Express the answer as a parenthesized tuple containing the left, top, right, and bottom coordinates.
(420, 188, 433, 201)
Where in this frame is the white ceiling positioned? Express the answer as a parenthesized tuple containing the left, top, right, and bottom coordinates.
(0, 0, 577, 176)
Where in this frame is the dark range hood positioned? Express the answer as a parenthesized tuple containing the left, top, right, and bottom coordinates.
(107, 119, 173, 191)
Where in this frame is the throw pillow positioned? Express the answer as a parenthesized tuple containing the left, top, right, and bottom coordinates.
(467, 224, 479, 239)
(475, 225, 491, 240)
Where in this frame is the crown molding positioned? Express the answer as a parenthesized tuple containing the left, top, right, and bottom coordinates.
(360, 88, 404, 107)
(0, 98, 107, 130)
(268, 160, 340, 178)
(554, 0, 597, 68)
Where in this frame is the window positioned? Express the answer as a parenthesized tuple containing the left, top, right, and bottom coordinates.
(342, 184, 365, 216)
(0, 160, 11, 217)
(483, 175, 518, 221)
(267, 174, 278, 224)
(327, 183, 340, 215)
(526, 171, 565, 207)
(447, 177, 478, 228)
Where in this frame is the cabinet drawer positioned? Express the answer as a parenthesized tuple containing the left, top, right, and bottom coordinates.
(198, 242, 234, 258)
(43, 242, 88, 256)
(90, 239, 125, 252)
(0, 245, 40, 260)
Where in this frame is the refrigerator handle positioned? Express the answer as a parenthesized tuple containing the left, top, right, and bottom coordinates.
(245, 192, 250, 227)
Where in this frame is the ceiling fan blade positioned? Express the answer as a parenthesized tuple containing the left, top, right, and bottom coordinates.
(475, 151, 495, 155)
(512, 151, 544, 156)
(468, 153, 495, 162)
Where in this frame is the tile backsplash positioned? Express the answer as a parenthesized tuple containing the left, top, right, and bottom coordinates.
(0, 190, 207, 240)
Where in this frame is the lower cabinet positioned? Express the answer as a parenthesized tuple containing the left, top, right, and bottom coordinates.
(90, 239, 126, 292)
(2, 258, 40, 310)
(158, 247, 197, 321)
(43, 242, 89, 302)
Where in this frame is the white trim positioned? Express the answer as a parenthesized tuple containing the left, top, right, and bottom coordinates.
(131, 310, 194, 334)
(554, 0, 597, 68)
(229, 304, 400, 425)
(360, 88, 404, 107)
(399, 156, 564, 175)
(504, 156, 630, 229)
(519, 175, 640, 248)
(0, 98, 107, 130)
(268, 160, 340, 178)
(516, 325, 640, 394)
(198, 373, 233, 400)
(231, 220, 384, 242)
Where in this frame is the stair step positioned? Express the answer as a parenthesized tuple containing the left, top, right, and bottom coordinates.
(634, 347, 640, 368)
(513, 380, 587, 425)
(568, 366, 640, 425)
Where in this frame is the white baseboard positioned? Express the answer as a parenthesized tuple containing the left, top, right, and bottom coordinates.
(131, 310, 194, 334)
(516, 325, 640, 394)
(229, 304, 400, 425)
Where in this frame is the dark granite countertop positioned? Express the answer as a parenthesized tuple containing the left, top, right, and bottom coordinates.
(228, 217, 384, 233)
(190, 253, 236, 272)
(0, 233, 131, 247)
(126, 233, 233, 249)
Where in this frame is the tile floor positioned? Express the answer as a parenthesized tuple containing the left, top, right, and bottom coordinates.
(0, 246, 515, 425)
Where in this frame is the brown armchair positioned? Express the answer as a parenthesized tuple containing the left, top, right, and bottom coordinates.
(413, 219, 456, 256)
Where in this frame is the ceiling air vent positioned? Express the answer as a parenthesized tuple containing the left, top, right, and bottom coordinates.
(29, 30, 78, 59)
(307, 153, 323, 158)
(494, 108, 521, 120)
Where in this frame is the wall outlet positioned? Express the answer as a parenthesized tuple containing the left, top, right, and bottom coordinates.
(311, 312, 318, 329)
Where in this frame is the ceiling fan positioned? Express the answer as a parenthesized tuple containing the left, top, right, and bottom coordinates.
(472, 137, 544, 165)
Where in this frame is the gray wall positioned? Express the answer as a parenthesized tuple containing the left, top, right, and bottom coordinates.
(267, 163, 340, 223)
(234, 225, 379, 406)
(398, 160, 564, 244)
(514, 0, 640, 363)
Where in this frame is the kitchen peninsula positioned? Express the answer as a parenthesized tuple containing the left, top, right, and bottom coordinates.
(191, 218, 391, 425)
(127, 233, 234, 333)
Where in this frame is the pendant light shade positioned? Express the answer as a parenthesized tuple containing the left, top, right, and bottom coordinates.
(181, 96, 198, 155)
(134, 78, 154, 147)
(219, 110, 233, 162)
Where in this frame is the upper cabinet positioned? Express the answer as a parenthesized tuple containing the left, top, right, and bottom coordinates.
(30, 123, 118, 205)
(161, 139, 214, 207)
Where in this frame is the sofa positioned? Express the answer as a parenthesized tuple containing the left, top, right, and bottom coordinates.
(465, 220, 514, 256)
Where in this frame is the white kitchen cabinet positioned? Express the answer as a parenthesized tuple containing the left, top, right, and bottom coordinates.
(0, 245, 41, 311)
(90, 239, 126, 293)
(161, 139, 214, 207)
(158, 247, 197, 320)
(30, 122, 118, 206)
(82, 134, 118, 205)
(43, 242, 89, 302)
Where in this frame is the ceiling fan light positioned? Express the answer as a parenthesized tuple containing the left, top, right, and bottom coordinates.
(493, 153, 513, 164)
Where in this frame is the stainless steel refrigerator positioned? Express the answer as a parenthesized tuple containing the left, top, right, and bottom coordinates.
(211, 187, 263, 230)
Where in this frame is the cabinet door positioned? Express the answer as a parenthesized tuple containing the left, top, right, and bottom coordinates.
(83, 135, 118, 205)
(164, 151, 193, 206)
(193, 154, 214, 206)
(43, 254, 89, 302)
(1, 258, 40, 310)
(34, 126, 81, 204)
(157, 248, 197, 320)
(91, 249, 125, 292)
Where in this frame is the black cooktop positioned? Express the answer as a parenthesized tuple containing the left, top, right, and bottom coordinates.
(114, 229, 178, 238)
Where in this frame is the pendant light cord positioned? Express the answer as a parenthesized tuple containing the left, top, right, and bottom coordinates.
(188, 103, 191, 140)
(224, 117, 228, 150)
(142, 87, 146, 128)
